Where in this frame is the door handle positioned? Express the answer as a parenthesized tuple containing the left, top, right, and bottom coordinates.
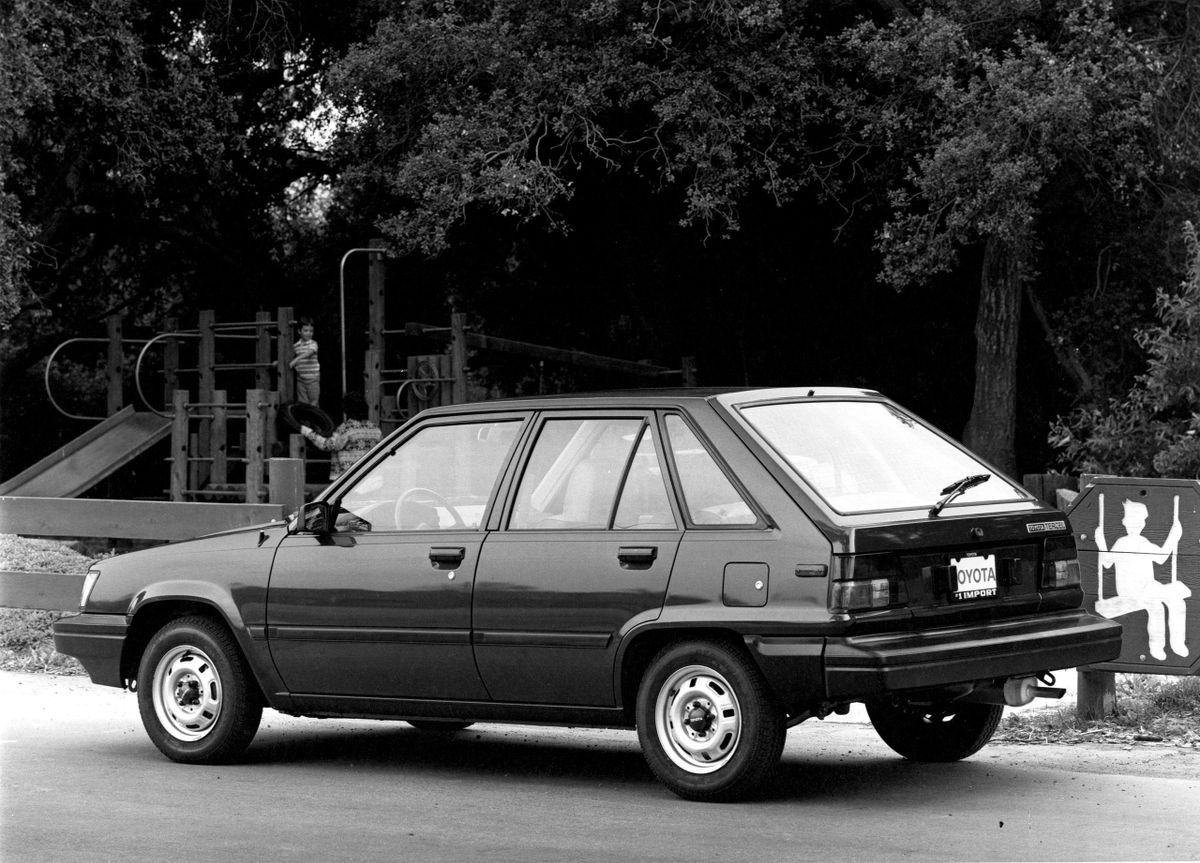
(618, 546, 658, 568)
(429, 546, 465, 567)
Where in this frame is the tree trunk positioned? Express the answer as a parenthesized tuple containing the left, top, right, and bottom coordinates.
(962, 235, 1023, 475)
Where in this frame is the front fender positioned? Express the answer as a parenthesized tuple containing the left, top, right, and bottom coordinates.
(125, 580, 291, 711)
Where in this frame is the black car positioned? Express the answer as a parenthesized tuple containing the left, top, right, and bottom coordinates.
(54, 387, 1121, 801)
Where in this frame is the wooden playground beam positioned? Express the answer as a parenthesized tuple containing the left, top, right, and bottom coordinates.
(403, 322, 675, 378)
(0, 496, 286, 541)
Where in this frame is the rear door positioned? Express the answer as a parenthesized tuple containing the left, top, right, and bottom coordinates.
(473, 411, 683, 705)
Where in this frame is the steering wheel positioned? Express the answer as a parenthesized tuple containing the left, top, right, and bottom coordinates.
(393, 487, 465, 530)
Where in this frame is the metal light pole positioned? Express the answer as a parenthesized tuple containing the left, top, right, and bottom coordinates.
(338, 246, 382, 395)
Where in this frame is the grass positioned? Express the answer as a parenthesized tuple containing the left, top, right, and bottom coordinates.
(998, 675, 1200, 746)
(0, 608, 82, 674)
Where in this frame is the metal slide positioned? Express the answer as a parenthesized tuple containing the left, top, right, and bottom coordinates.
(0, 406, 172, 498)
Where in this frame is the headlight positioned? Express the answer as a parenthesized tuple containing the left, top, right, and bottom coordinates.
(80, 568, 101, 610)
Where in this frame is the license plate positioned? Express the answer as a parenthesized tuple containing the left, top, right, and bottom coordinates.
(950, 553, 998, 600)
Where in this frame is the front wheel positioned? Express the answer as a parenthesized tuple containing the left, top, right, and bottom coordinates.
(136, 616, 262, 764)
(636, 641, 785, 802)
(867, 697, 1003, 762)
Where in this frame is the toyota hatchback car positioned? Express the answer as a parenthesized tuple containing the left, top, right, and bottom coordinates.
(54, 387, 1121, 801)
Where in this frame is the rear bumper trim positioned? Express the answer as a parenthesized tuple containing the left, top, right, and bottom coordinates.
(824, 610, 1122, 699)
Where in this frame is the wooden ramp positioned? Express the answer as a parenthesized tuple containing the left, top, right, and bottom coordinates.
(0, 406, 172, 498)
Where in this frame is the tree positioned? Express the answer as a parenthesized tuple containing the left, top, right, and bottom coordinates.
(829, 3, 1167, 473)
(1051, 219, 1200, 478)
(0, 0, 377, 475)
(327, 0, 1191, 475)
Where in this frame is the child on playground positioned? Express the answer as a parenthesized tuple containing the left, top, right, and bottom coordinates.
(301, 392, 381, 480)
(290, 317, 320, 406)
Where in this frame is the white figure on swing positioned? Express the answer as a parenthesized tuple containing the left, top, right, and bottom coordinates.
(1095, 496, 1191, 661)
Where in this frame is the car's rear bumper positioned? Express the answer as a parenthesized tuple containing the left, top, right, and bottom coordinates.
(822, 609, 1122, 699)
(52, 613, 128, 688)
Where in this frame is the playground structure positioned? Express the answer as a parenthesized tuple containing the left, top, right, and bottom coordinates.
(1, 246, 697, 509)
(1, 307, 308, 504)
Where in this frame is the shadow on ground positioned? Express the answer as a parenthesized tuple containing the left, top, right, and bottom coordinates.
(239, 719, 1032, 803)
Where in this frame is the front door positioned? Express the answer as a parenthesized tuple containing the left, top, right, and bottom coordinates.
(266, 415, 526, 700)
(473, 414, 683, 705)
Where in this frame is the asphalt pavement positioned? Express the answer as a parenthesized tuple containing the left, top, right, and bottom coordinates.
(3, 670, 1196, 863)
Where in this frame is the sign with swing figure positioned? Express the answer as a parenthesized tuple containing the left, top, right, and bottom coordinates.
(1070, 476, 1199, 674)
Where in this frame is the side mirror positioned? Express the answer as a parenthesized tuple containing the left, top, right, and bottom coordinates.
(292, 500, 334, 535)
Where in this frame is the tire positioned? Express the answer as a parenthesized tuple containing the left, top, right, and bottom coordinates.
(867, 697, 1003, 762)
(136, 616, 263, 764)
(277, 401, 335, 437)
(406, 720, 474, 732)
(636, 640, 785, 802)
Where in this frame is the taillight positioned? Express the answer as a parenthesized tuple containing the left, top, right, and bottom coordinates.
(1041, 536, 1081, 589)
(830, 554, 903, 612)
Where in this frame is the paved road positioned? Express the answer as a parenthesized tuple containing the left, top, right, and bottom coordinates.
(3, 671, 1197, 862)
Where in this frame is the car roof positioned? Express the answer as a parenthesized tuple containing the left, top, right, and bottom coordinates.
(414, 386, 883, 416)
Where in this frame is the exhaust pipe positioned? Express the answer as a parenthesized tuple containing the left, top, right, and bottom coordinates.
(962, 676, 1067, 707)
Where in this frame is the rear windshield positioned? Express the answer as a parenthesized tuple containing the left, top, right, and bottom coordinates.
(737, 400, 1027, 515)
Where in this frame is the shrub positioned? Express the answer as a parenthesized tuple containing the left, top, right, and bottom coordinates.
(1051, 221, 1200, 478)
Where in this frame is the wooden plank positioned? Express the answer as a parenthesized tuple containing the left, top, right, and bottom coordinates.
(170, 390, 188, 501)
(1071, 475, 1200, 675)
(107, 315, 123, 416)
(1077, 669, 1116, 721)
(278, 306, 295, 404)
(268, 458, 304, 514)
(246, 388, 265, 503)
(255, 310, 271, 393)
(0, 571, 85, 611)
(0, 497, 285, 541)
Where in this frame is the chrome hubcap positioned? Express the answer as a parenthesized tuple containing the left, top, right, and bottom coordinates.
(152, 645, 222, 741)
(655, 664, 741, 774)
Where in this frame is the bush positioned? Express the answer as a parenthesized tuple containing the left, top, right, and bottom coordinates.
(1051, 220, 1200, 478)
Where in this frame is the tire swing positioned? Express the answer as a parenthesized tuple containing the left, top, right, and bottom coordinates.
(277, 401, 335, 439)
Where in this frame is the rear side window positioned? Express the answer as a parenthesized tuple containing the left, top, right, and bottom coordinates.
(664, 415, 757, 526)
(510, 418, 679, 530)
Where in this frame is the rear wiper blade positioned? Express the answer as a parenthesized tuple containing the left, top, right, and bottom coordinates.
(930, 473, 991, 517)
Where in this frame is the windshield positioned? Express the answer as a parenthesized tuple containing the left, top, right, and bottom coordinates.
(736, 400, 1027, 514)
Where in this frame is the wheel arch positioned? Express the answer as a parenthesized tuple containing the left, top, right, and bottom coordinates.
(122, 599, 270, 706)
(615, 625, 747, 720)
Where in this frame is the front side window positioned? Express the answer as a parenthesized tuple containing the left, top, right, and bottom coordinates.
(664, 415, 758, 526)
(737, 400, 1027, 514)
(336, 420, 522, 531)
(510, 417, 675, 530)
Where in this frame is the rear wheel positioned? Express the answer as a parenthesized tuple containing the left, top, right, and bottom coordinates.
(137, 616, 262, 764)
(867, 697, 1003, 762)
(636, 640, 785, 802)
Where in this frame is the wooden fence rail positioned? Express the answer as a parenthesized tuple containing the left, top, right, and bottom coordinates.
(0, 496, 287, 541)
(0, 571, 84, 611)
(0, 494, 297, 610)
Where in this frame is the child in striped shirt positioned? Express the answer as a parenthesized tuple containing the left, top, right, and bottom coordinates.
(290, 317, 320, 406)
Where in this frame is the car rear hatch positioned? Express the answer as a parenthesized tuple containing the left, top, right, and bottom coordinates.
(833, 508, 1082, 633)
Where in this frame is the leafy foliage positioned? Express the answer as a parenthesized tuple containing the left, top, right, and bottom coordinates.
(328, 0, 834, 255)
(1051, 220, 1200, 477)
(832, 2, 1160, 291)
